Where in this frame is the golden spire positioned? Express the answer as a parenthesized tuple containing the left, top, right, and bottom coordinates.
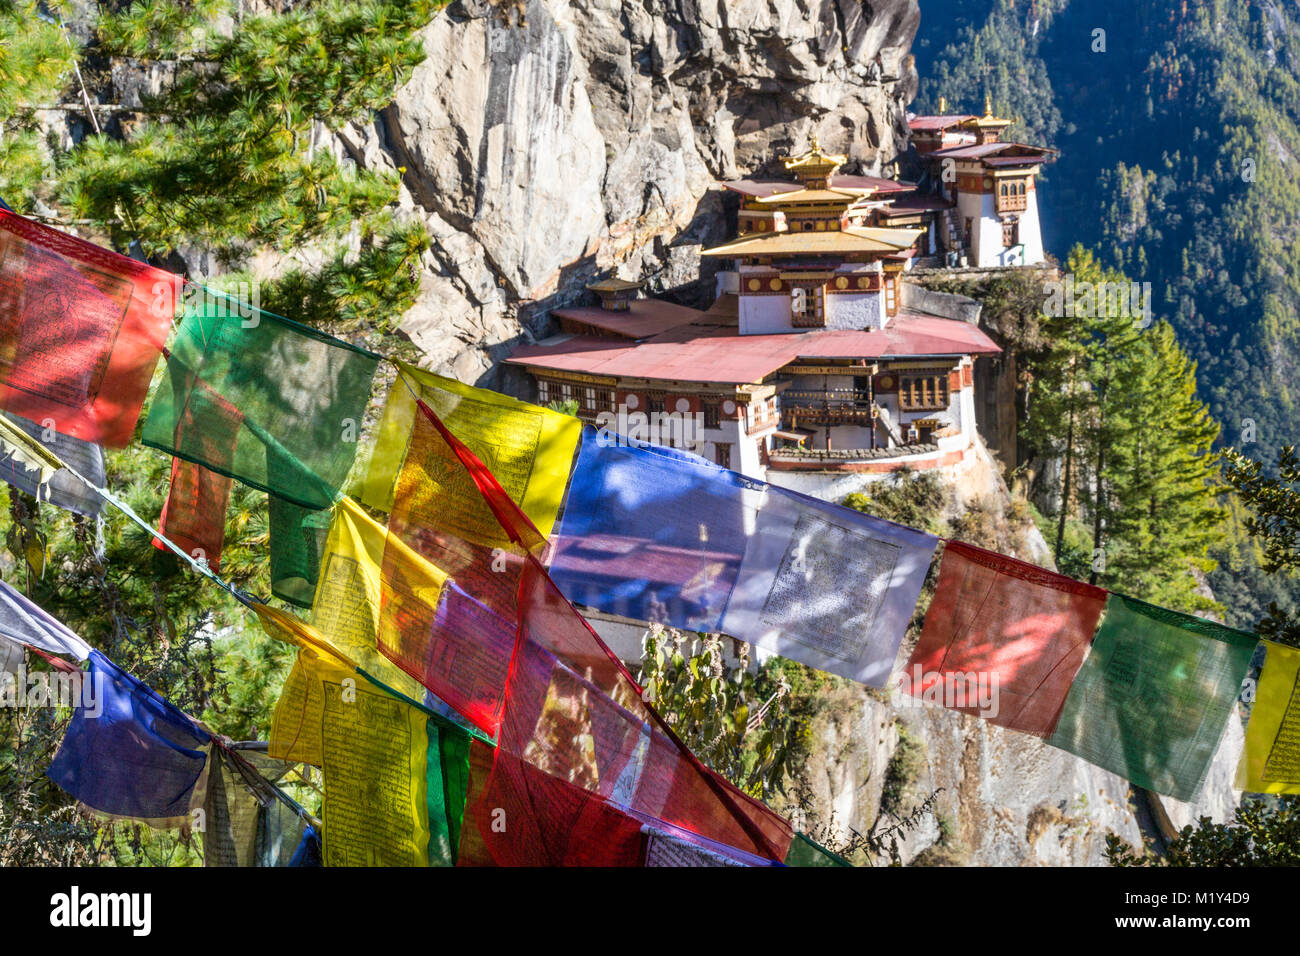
(984, 94, 993, 117)
(938, 95, 947, 114)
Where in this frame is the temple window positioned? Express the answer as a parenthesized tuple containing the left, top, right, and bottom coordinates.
(1002, 218, 1019, 247)
(899, 374, 951, 412)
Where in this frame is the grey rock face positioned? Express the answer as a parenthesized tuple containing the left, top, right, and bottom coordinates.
(380, 0, 920, 375)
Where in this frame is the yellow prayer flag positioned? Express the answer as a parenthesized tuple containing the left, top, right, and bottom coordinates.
(356, 362, 580, 538)
(319, 666, 430, 867)
(309, 496, 440, 702)
(1237, 640, 1300, 793)
(263, 641, 429, 865)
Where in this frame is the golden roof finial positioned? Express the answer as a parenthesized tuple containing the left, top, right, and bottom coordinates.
(811, 134, 821, 153)
(984, 94, 994, 117)
(938, 95, 947, 114)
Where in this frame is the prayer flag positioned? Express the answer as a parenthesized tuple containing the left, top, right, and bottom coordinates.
(257, 603, 472, 866)
(359, 362, 580, 539)
(0, 412, 104, 517)
(904, 540, 1107, 736)
(142, 297, 379, 511)
(381, 399, 794, 861)
(155, 459, 232, 570)
(722, 483, 935, 686)
(551, 428, 937, 685)
(642, 823, 774, 866)
(0, 578, 92, 661)
(0, 209, 175, 447)
(1237, 640, 1300, 794)
(1047, 594, 1257, 801)
(783, 831, 852, 867)
(47, 650, 209, 826)
(195, 746, 262, 867)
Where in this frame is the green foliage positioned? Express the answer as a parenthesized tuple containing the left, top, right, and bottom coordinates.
(0, 0, 440, 865)
(0, 2, 73, 210)
(914, 0, 1069, 145)
(545, 399, 580, 417)
(880, 720, 926, 817)
(915, 0, 1300, 627)
(1022, 246, 1224, 611)
(842, 469, 948, 534)
(636, 626, 805, 801)
(61, 0, 441, 257)
(1221, 445, 1300, 644)
(1107, 797, 1300, 866)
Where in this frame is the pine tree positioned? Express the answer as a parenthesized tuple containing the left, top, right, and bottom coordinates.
(1102, 322, 1224, 610)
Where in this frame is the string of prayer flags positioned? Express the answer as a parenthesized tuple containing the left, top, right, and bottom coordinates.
(0, 578, 92, 661)
(195, 747, 301, 867)
(0, 209, 175, 447)
(1047, 594, 1257, 801)
(0, 412, 104, 517)
(1237, 640, 1300, 794)
(47, 650, 210, 827)
(551, 428, 937, 686)
(142, 295, 380, 511)
(359, 362, 580, 538)
(904, 540, 1108, 737)
(382, 397, 793, 860)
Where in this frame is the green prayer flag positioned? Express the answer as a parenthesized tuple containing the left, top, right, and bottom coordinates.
(427, 719, 471, 866)
(142, 296, 379, 511)
(783, 831, 851, 867)
(1047, 594, 1257, 801)
(269, 494, 330, 608)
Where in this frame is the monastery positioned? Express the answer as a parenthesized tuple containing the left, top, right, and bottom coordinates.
(507, 105, 1053, 486)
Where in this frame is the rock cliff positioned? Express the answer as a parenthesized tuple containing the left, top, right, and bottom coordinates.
(368, 0, 922, 382)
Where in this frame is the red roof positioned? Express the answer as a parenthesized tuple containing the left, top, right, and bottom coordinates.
(719, 179, 801, 199)
(909, 115, 977, 131)
(829, 174, 913, 194)
(508, 304, 1000, 385)
(930, 142, 1053, 162)
(722, 175, 914, 199)
(882, 194, 954, 213)
(552, 299, 702, 339)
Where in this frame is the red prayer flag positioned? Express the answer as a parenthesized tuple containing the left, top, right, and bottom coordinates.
(153, 459, 233, 571)
(0, 209, 175, 447)
(383, 399, 793, 862)
(904, 540, 1108, 737)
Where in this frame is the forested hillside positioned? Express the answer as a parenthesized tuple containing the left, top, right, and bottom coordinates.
(914, 0, 1300, 629)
